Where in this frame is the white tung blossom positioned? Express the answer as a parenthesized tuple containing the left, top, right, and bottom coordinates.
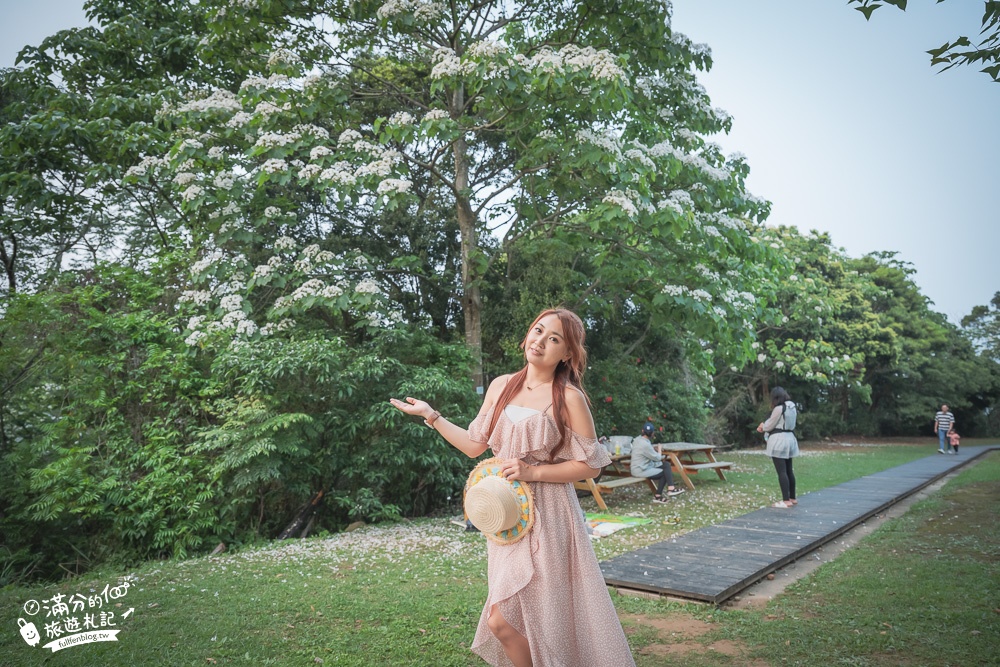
(422, 109, 450, 122)
(179, 289, 212, 305)
(275, 236, 297, 250)
(602, 190, 638, 218)
(320, 162, 357, 187)
(185, 330, 207, 346)
(255, 131, 301, 150)
(181, 184, 204, 202)
(662, 284, 688, 297)
(310, 146, 333, 160)
(226, 111, 253, 128)
(577, 128, 623, 159)
(213, 172, 235, 190)
(267, 48, 301, 68)
(376, 0, 446, 21)
(176, 88, 242, 114)
(261, 159, 288, 174)
(220, 294, 244, 312)
(691, 289, 711, 302)
(376, 178, 412, 195)
(298, 164, 322, 179)
(387, 111, 416, 126)
(338, 129, 363, 146)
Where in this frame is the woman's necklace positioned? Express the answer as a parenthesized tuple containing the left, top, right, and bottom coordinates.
(525, 379, 553, 391)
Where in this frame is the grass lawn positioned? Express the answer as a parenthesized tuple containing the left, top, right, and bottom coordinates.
(1, 440, 996, 666)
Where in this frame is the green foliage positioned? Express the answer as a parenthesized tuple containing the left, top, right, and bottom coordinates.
(0, 265, 218, 579)
(848, 0, 1000, 82)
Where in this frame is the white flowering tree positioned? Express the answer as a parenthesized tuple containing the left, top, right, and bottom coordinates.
(712, 226, 896, 441)
(134, 0, 778, 392)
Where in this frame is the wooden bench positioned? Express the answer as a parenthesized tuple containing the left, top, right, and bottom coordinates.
(574, 476, 656, 511)
(680, 461, 733, 475)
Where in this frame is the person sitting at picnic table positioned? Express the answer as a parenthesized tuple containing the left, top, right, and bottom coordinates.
(630, 422, 685, 503)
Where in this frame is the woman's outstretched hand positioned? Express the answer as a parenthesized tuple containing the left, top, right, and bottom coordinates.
(389, 396, 433, 420)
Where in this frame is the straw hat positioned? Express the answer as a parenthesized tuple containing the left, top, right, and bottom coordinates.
(464, 457, 535, 545)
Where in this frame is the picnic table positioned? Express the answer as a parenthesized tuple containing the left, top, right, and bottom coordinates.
(575, 442, 733, 510)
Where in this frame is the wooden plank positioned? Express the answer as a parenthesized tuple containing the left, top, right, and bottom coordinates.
(598, 445, 999, 604)
(683, 462, 733, 470)
(597, 476, 650, 489)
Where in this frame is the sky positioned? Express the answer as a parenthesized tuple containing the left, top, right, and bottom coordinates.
(1, 0, 997, 324)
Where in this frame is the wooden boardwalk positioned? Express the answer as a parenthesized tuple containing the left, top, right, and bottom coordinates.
(599, 445, 998, 604)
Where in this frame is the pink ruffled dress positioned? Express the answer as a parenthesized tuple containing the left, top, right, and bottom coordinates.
(467, 404, 636, 667)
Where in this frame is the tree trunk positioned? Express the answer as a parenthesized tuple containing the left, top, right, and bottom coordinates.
(452, 87, 484, 393)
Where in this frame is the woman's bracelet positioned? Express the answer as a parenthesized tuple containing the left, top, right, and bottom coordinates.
(424, 410, 442, 429)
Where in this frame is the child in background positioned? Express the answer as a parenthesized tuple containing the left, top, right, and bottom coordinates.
(947, 427, 960, 454)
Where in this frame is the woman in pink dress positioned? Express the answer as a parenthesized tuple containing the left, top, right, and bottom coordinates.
(390, 308, 635, 667)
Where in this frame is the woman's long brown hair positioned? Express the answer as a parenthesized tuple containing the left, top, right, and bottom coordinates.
(486, 308, 591, 460)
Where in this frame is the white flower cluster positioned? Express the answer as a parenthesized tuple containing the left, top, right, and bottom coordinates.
(288, 279, 345, 303)
(553, 45, 624, 81)
(319, 162, 357, 187)
(255, 130, 301, 150)
(275, 236, 297, 250)
(240, 74, 291, 91)
(602, 190, 638, 218)
(355, 279, 380, 294)
(691, 289, 712, 302)
(182, 184, 205, 202)
(124, 155, 167, 178)
(266, 48, 301, 68)
(681, 152, 729, 182)
(220, 294, 244, 312)
(254, 100, 288, 120)
(226, 111, 253, 129)
(213, 172, 235, 190)
(356, 150, 401, 178)
(668, 190, 694, 210)
(376, 0, 445, 21)
(191, 249, 224, 276)
(179, 290, 213, 305)
(376, 178, 412, 195)
(338, 129, 362, 146)
(173, 172, 197, 186)
(295, 124, 330, 141)
(387, 111, 415, 126)
(261, 159, 287, 174)
(624, 148, 655, 171)
(298, 164, 322, 179)
(576, 128, 623, 160)
(662, 284, 687, 297)
(422, 109, 450, 122)
(176, 89, 242, 114)
(264, 206, 281, 218)
(310, 146, 332, 160)
(466, 39, 507, 59)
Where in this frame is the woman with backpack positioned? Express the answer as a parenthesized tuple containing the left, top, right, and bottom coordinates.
(756, 386, 800, 508)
